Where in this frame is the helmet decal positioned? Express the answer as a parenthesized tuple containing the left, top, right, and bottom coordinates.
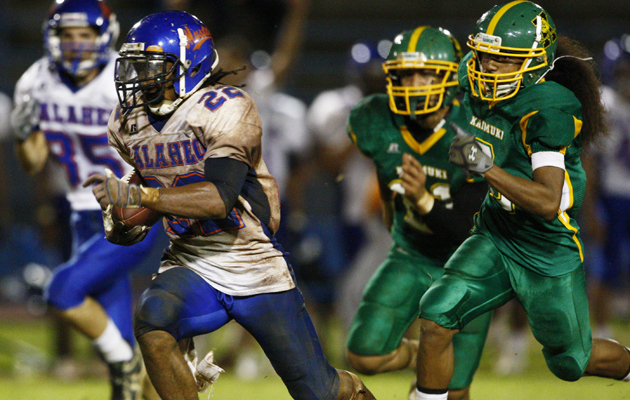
(534, 11, 557, 49)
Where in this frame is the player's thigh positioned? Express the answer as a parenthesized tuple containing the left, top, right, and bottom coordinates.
(134, 267, 231, 340)
(420, 234, 514, 329)
(347, 246, 445, 355)
(232, 288, 339, 400)
(514, 265, 591, 380)
(450, 310, 492, 390)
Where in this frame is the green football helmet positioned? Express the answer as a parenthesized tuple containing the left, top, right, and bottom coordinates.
(383, 26, 462, 117)
(466, 1, 558, 102)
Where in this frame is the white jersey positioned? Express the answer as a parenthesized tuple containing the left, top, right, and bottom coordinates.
(246, 69, 310, 198)
(599, 86, 630, 198)
(108, 84, 295, 296)
(13, 52, 131, 210)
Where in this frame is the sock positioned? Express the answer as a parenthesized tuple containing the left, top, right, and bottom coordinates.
(93, 318, 134, 363)
(415, 387, 448, 400)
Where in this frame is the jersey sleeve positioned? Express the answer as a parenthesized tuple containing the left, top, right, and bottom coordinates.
(347, 96, 377, 158)
(107, 105, 136, 168)
(188, 87, 262, 168)
(521, 108, 581, 154)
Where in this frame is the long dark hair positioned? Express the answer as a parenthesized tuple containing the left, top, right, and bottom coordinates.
(544, 36, 607, 147)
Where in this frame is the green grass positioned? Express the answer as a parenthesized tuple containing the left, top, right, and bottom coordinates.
(2, 316, 630, 399)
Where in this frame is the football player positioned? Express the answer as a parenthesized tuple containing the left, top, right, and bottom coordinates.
(345, 26, 492, 400)
(414, 2, 630, 400)
(83, 10, 376, 400)
(10, 1, 163, 399)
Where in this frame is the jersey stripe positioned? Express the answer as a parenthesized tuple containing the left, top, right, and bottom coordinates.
(557, 210, 584, 262)
(400, 126, 446, 155)
(487, 1, 528, 35)
(519, 110, 538, 156)
(572, 115, 583, 138)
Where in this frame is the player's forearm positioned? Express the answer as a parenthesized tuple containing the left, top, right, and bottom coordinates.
(141, 181, 228, 219)
(14, 131, 48, 175)
(482, 165, 563, 220)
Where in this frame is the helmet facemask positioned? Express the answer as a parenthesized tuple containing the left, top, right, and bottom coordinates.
(115, 50, 183, 114)
(384, 58, 458, 118)
(467, 31, 548, 101)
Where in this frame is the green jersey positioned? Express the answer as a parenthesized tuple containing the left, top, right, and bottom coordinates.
(347, 93, 471, 259)
(459, 52, 585, 276)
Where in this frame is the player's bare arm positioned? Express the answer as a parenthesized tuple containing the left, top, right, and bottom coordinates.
(83, 173, 227, 219)
(482, 164, 564, 221)
(14, 131, 49, 175)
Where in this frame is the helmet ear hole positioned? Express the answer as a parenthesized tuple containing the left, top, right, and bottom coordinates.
(190, 64, 202, 77)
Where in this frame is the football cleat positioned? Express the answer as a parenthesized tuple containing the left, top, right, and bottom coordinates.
(107, 346, 144, 400)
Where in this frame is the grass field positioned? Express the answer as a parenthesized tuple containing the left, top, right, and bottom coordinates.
(1, 312, 630, 399)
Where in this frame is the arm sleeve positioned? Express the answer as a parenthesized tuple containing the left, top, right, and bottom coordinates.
(204, 157, 249, 211)
(423, 181, 488, 245)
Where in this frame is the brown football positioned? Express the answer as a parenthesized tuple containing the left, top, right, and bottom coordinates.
(112, 171, 162, 227)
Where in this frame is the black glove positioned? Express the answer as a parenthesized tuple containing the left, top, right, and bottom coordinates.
(449, 122, 493, 175)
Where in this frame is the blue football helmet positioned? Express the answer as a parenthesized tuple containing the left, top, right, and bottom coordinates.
(44, 0, 119, 77)
(115, 11, 219, 115)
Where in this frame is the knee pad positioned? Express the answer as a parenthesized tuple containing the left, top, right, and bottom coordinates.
(419, 277, 471, 329)
(134, 288, 182, 338)
(545, 353, 585, 381)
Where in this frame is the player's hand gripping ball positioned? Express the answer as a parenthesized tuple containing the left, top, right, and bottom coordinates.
(448, 122, 493, 175)
(83, 169, 162, 227)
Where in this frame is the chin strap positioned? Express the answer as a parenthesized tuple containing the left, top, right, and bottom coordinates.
(148, 98, 181, 116)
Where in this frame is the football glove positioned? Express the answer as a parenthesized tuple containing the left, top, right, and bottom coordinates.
(83, 169, 143, 209)
(449, 122, 493, 175)
(102, 204, 150, 246)
(11, 94, 40, 141)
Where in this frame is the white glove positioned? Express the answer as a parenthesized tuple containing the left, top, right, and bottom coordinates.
(449, 122, 493, 175)
(11, 94, 40, 141)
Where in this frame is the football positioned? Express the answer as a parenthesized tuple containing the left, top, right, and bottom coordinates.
(112, 171, 163, 228)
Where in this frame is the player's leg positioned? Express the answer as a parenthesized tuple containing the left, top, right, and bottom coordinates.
(416, 235, 512, 400)
(45, 212, 161, 346)
(45, 211, 162, 399)
(347, 246, 443, 375)
(231, 287, 374, 400)
(134, 266, 231, 400)
(445, 311, 492, 400)
(517, 264, 630, 381)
